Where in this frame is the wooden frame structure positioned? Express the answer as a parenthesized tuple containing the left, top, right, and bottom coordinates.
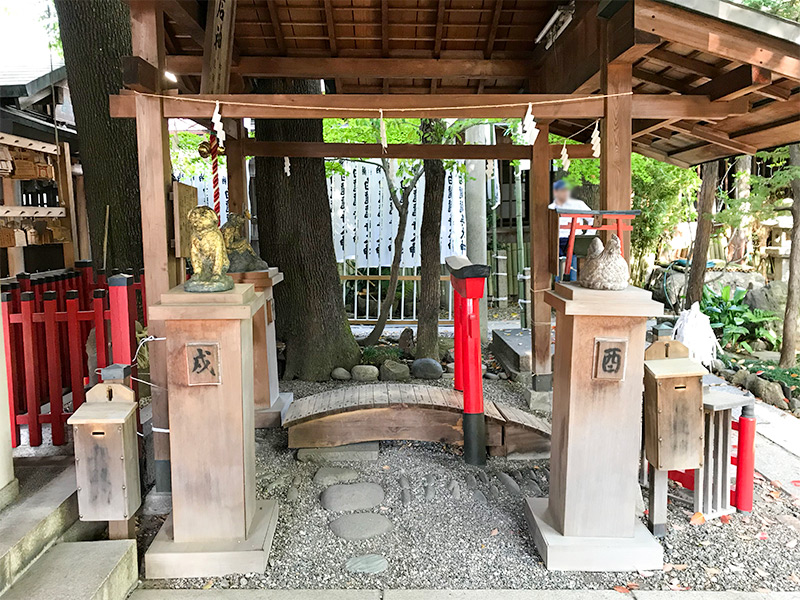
(112, 0, 800, 482)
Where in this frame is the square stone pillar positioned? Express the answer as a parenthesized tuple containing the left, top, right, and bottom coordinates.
(145, 284, 278, 578)
(0, 311, 18, 511)
(525, 283, 664, 571)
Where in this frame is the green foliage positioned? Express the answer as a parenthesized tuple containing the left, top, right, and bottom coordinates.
(700, 285, 781, 353)
(716, 147, 800, 229)
(361, 345, 402, 366)
(39, 0, 63, 58)
(169, 131, 225, 179)
(742, 360, 800, 396)
(738, 0, 800, 21)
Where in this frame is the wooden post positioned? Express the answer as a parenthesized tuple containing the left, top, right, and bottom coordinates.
(600, 19, 633, 257)
(55, 142, 77, 268)
(2, 178, 25, 276)
(74, 173, 91, 259)
(528, 123, 552, 392)
(200, 0, 237, 95)
(226, 121, 248, 216)
(130, 0, 177, 491)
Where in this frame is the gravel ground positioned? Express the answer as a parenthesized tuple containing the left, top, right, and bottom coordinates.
(136, 376, 800, 593)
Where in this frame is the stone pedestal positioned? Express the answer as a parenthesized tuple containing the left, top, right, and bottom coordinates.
(145, 284, 278, 578)
(0, 308, 18, 512)
(525, 283, 664, 571)
(230, 269, 292, 427)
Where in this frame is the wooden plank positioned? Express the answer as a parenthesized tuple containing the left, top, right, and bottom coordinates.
(667, 121, 758, 155)
(225, 121, 247, 215)
(635, 0, 800, 82)
(373, 384, 390, 407)
(0, 132, 58, 155)
(110, 93, 749, 121)
(161, 0, 206, 47)
(200, 0, 237, 95)
(172, 181, 198, 257)
(484, 401, 505, 423)
(690, 64, 773, 101)
(529, 125, 551, 382)
(645, 48, 722, 79)
(484, 0, 503, 59)
(266, 0, 286, 55)
(122, 55, 161, 93)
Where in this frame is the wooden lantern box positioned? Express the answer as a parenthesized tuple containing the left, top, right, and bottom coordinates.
(68, 401, 141, 522)
(644, 358, 708, 471)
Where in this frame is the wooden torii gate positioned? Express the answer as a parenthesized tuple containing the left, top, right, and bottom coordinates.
(110, 0, 771, 486)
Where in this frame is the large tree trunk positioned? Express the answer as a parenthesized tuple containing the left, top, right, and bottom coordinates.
(417, 119, 446, 360)
(685, 161, 719, 308)
(253, 79, 360, 380)
(780, 144, 800, 367)
(54, 0, 143, 270)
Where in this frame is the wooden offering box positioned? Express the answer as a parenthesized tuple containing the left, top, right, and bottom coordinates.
(644, 358, 708, 471)
(68, 401, 141, 522)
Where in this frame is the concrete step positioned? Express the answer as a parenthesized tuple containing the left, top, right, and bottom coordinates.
(0, 464, 77, 594)
(0, 540, 137, 600)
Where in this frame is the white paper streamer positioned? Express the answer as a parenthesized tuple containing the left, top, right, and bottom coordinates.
(284, 156, 291, 177)
(560, 142, 570, 172)
(211, 101, 226, 145)
(379, 109, 388, 152)
(590, 121, 601, 158)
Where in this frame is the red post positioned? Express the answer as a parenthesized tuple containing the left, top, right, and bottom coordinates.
(453, 292, 464, 392)
(96, 268, 108, 294)
(66, 291, 85, 410)
(19, 292, 41, 446)
(16, 272, 31, 293)
(446, 256, 490, 466)
(735, 404, 756, 513)
(43, 291, 65, 445)
(76, 260, 94, 309)
(108, 274, 139, 405)
(1, 292, 20, 447)
(93, 289, 108, 373)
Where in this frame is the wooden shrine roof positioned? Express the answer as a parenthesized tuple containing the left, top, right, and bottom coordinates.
(159, 0, 800, 166)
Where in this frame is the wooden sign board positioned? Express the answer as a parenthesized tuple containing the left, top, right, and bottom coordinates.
(593, 337, 628, 381)
(186, 342, 222, 385)
(173, 181, 198, 257)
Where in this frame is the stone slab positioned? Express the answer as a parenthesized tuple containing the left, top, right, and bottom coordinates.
(384, 593, 628, 600)
(297, 442, 379, 463)
(145, 499, 278, 579)
(2, 540, 136, 600)
(0, 478, 19, 512)
(524, 497, 663, 572)
(490, 329, 531, 376)
(254, 392, 293, 429)
(131, 592, 382, 599)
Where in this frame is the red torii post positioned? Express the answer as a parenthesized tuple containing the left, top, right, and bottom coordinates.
(446, 256, 491, 466)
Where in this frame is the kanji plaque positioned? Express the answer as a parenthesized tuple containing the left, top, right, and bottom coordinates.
(186, 342, 222, 385)
(593, 337, 628, 381)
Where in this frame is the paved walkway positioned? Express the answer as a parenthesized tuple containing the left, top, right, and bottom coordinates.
(130, 591, 800, 599)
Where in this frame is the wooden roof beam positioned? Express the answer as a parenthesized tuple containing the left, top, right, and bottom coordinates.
(635, 0, 800, 82)
(753, 81, 793, 101)
(165, 55, 531, 79)
(110, 92, 749, 120)
(267, 0, 287, 55)
(690, 64, 773, 101)
(484, 0, 503, 59)
(667, 120, 758, 155)
(161, 0, 206, 48)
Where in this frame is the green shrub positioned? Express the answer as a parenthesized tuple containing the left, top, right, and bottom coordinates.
(700, 285, 781, 353)
(361, 345, 402, 366)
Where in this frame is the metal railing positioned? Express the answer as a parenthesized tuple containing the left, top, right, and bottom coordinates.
(340, 267, 454, 325)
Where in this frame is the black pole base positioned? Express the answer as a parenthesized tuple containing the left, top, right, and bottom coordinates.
(463, 413, 487, 466)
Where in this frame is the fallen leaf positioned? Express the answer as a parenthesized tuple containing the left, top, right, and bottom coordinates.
(789, 573, 800, 584)
(756, 567, 770, 578)
(720, 514, 732, 524)
(703, 567, 721, 578)
(673, 564, 689, 571)
(769, 490, 781, 499)
(756, 589, 771, 594)
(757, 531, 769, 540)
(612, 585, 631, 594)
(690, 512, 706, 526)
(490, 528, 499, 536)
(638, 570, 656, 577)
(625, 582, 640, 590)
(787, 539, 798, 549)
(202, 579, 214, 590)
(382, 465, 390, 470)
(791, 481, 800, 487)
(770, 480, 782, 488)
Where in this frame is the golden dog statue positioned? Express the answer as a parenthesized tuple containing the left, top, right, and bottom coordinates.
(184, 206, 234, 293)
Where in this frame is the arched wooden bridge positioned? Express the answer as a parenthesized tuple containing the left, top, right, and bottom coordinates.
(282, 383, 550, 456)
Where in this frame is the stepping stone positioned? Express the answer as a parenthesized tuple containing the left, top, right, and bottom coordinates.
(465, 474, 477, 490)
(489, 485, 499, 500)
(298, 443, 379, 464)
(450, 481, 461, 501)
(424, 485, 435, 501)
(473, 490, 488, 504)
(330, 513, 394, 540)
(401, 489, 411, 506)
(497, 472, 521, 495)
(321, 482, 384, 512)
(399, 475, 410, 490)
(345, 554, 389, 574)
(425, 474, 436, 486)
(523, 481, 542, 497)
(286, 486, 299, 502)
(477, 471, 490, 485)
(292, 475, 302, 487)
(313, 467, 359, 486)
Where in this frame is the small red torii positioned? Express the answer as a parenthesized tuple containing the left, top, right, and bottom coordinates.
(555, 208, 640, 277)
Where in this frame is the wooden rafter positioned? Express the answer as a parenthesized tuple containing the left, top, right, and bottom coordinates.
(645, 48, 722, 80)
(666, 121, 758, 155)
(267, 1, 287, 55)
(690, 65, 773, 101)
(484, 0, 503, 59)
(431, 0, 447, 93)
(110, 93, 749, 120)
(323, 0, 338, 56)
(161, 0, 206, 48)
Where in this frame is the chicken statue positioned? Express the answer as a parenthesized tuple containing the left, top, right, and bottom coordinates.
(577, 234, 630, 291)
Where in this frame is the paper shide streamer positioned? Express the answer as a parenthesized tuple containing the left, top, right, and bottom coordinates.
(284, 156, 291, 177)
(379, 109, 388, 153)
(521, 102, 539, 146)
(211, 101, 226, 145)
(560, 142, 570, 172)
(590, 121, 601, 158)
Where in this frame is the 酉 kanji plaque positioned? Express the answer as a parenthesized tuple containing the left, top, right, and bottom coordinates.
(593, 337, 628, 381)
(186, 342, 221, 385)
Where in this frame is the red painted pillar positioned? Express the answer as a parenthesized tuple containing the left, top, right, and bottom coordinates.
(1, 291, 20, 447)
(43, 291, 65, 445)
(735, 404, 756, 514)
(108, 274, 140, 413)
(19, 292, 40, 446)
(446, 256, 490, 466)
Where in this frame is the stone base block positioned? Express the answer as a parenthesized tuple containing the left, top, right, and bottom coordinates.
(254, 392, 293, 428)
(0, 478, 19, 513)
(524, 497, 663, 572)
(297, 442, 379, 463)
(145, 499, 278, 579)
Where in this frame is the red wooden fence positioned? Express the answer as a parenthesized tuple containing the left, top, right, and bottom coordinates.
(2, 261, 147, 447)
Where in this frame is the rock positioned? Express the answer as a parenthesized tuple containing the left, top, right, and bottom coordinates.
(286, 486, 299, 502)
(477, 471, 489, 485)
(345, 554, 389, 575)
(745, 280, 788, 313)
(484, 372, 499, 380)
(749, 376, 786, 407)
(712, 359, 726, 373)
(425, 474, 436, 486)
(445, 362, 456, 373)
(313, 467, 359, 486)
(399, 474, 410, 490)
(297, 442, 379, 463)
(473, 490, 488, 504)
(499, 372, 508, 380)
(351, 364, 379, 381)
(720, 368, 737, 382)
(442, 373, 455, 380)
(292, 475, 302, 487)
(489, 485, 499, 500)
(329, 513, 394, 540)
(481, 364, 488, 374)
(789, 397, 800, 412)
(732, 369, 749, 388)
(380, 360, 410, 382)
(777, 514, 800, 535)
(450, 481, 461, 501)
(465, 474, 477, 490)
(401, 489, 411, 506)
(425, 485, 435, 501)
(411, 358, 443, 380)
(497, 472, 521, 495)
(524, 481, 543, 497)
(398, 327, 415, 357)
(649, 267, 765, 307)
(751, 339, 768, 352)
(321, 482, 385, 512)
(331, 367, 351, 380)
(442, 349, 454, 364)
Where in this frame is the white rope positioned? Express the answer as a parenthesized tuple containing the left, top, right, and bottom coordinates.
(152, 427, 170, 434)
(517, 273, 530, 281)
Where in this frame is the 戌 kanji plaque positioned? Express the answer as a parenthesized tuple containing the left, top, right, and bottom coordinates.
(593, 337, 628, 381)
(186, 342, 222, 385)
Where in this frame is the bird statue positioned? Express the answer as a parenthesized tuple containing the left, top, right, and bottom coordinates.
(577, 234, 630, 291)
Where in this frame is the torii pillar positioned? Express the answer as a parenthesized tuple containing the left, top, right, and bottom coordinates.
(0, 307, 18, 511)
